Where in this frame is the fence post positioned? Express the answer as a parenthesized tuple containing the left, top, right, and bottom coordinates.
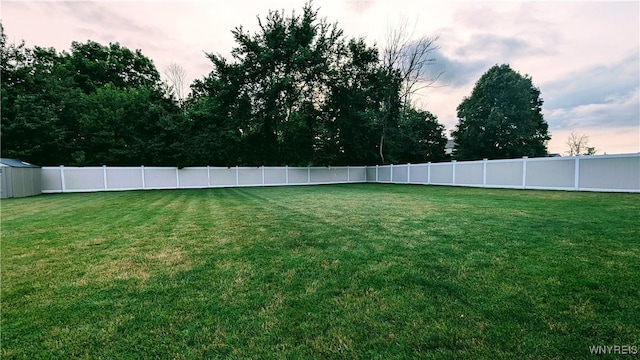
(141, 165, 146, 190)
(307, 166, 311, 184)
(390, 164, 394, 183)
(452, 160, 457, 185)
(103, 165, 108, 190)
(176, 167, 180, 189)
(483, 159, 488, 187)
(347, 165, 350, 183)
(235, 166, 239, 186)
(427, 162, 431, 184)
(522, 156, 528, 189)
(574, 157, 580, 190)
(207, 166, 211, 187)
(262, 166, 265, 186)
(407, 163, 411, 183)
(285, 166, 289, 185)
(376, 165, 379, 182)
(60, 165, 66, 193)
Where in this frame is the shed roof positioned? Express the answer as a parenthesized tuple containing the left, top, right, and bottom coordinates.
(0, 158, 40, 168)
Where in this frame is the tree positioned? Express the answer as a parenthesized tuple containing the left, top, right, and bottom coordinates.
(63, 40, 161, 94)
(566, 131, 596, 156)
(71, 84, 183, 166)
(1, 26, 183, 166)
(393, 108, 448, 163)
(326, 38, 398, 165)
(188, 2, 399, 166)
(225, 4, 346, 166)
(62, 42, 182, 166)
(183, 57, 247, 166)
(1, 24, 81, 165)
(452, 64, 550, 160)
(382, 17, 441, 111)
(378, 17, 442, 164)
(164, 63, 187, 102)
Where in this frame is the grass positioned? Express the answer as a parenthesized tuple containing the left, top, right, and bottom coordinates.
(1, 184, 639, 359)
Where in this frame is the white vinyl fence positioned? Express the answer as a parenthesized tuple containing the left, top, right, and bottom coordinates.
(367, 154, 639, 192)
(41, 153, 640, 193)
(42, 166, 366, 193)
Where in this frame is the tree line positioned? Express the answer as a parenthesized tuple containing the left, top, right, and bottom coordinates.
(1, 4, 550, 167)
(1, 5, 448, 167)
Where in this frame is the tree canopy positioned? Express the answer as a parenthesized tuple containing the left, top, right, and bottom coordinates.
(1, 23, 185, 166)
(185, 5, 399, 166)
(452, 64, 550, 160)
(1, 4, 448, 167)
(181, 4, 447, 166)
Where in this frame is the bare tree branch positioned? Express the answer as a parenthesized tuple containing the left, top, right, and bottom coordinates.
(566, 131, 597, 156)
(383, 17, 442, 110)
(164, 62, 187, 102)
(377, 17, 442, 163)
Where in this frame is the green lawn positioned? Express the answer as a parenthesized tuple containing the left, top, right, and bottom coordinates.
(1, 184, 639, 359)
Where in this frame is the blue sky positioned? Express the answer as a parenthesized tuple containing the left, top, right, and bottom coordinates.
(2, 0, 639, 155)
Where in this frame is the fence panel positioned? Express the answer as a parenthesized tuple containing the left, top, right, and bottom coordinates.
(310, 167, 348, 183)
(106, 167, 143, 190)
(264, 167, 286, 185)
(377, 166, 391, 182)
(65, 167, 104, 191)
(144, 168, 177, 189)
(238, 168, 261, 186)
(526, 158, 575, 189)
(349, 166, 367, 182)
(408, 163, 429, 184)
(365, 167, 377, 182)
(41, 167, 63, 193)
(210, 168, 236, 187)
(179, 168, 208, 188)
(392, 164, 409, 183)
(430, 163, 453, 185)
(486, 160, 522, 188)
(284, 167, 305, 184)
(455, 161, 483, 186)
(578, 155, 640, 191)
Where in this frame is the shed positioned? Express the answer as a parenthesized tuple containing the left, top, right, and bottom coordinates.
(0, 158, 42, 198)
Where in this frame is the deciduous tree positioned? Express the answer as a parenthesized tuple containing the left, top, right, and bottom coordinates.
(452, 64, 550, 160)
(393, 108, 448, 163)
(189, 3, 401, 166)
(164, 62, 187, 102)
(1, 24, 183, 166)
(566, 131, 596, 156)
(379, 17, 442, 163)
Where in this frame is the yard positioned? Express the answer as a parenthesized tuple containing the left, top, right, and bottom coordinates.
(1, 184, 638, 359)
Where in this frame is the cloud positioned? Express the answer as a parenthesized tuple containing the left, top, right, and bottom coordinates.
(541, 52, 639, 110)
(343, 0, 375, 15)
(454, 33, 549, 60)
(428, 49, 490, 87)
(451, 3, 557, 42)
(545, 87, 639, 130)
(427, 36, 539, 89)
(57, 2, 159, 37)
(541, 52, 640, 130)
(425, 30, 550, 88)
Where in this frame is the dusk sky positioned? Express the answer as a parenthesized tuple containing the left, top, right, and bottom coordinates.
(2, 0, 639, 155)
